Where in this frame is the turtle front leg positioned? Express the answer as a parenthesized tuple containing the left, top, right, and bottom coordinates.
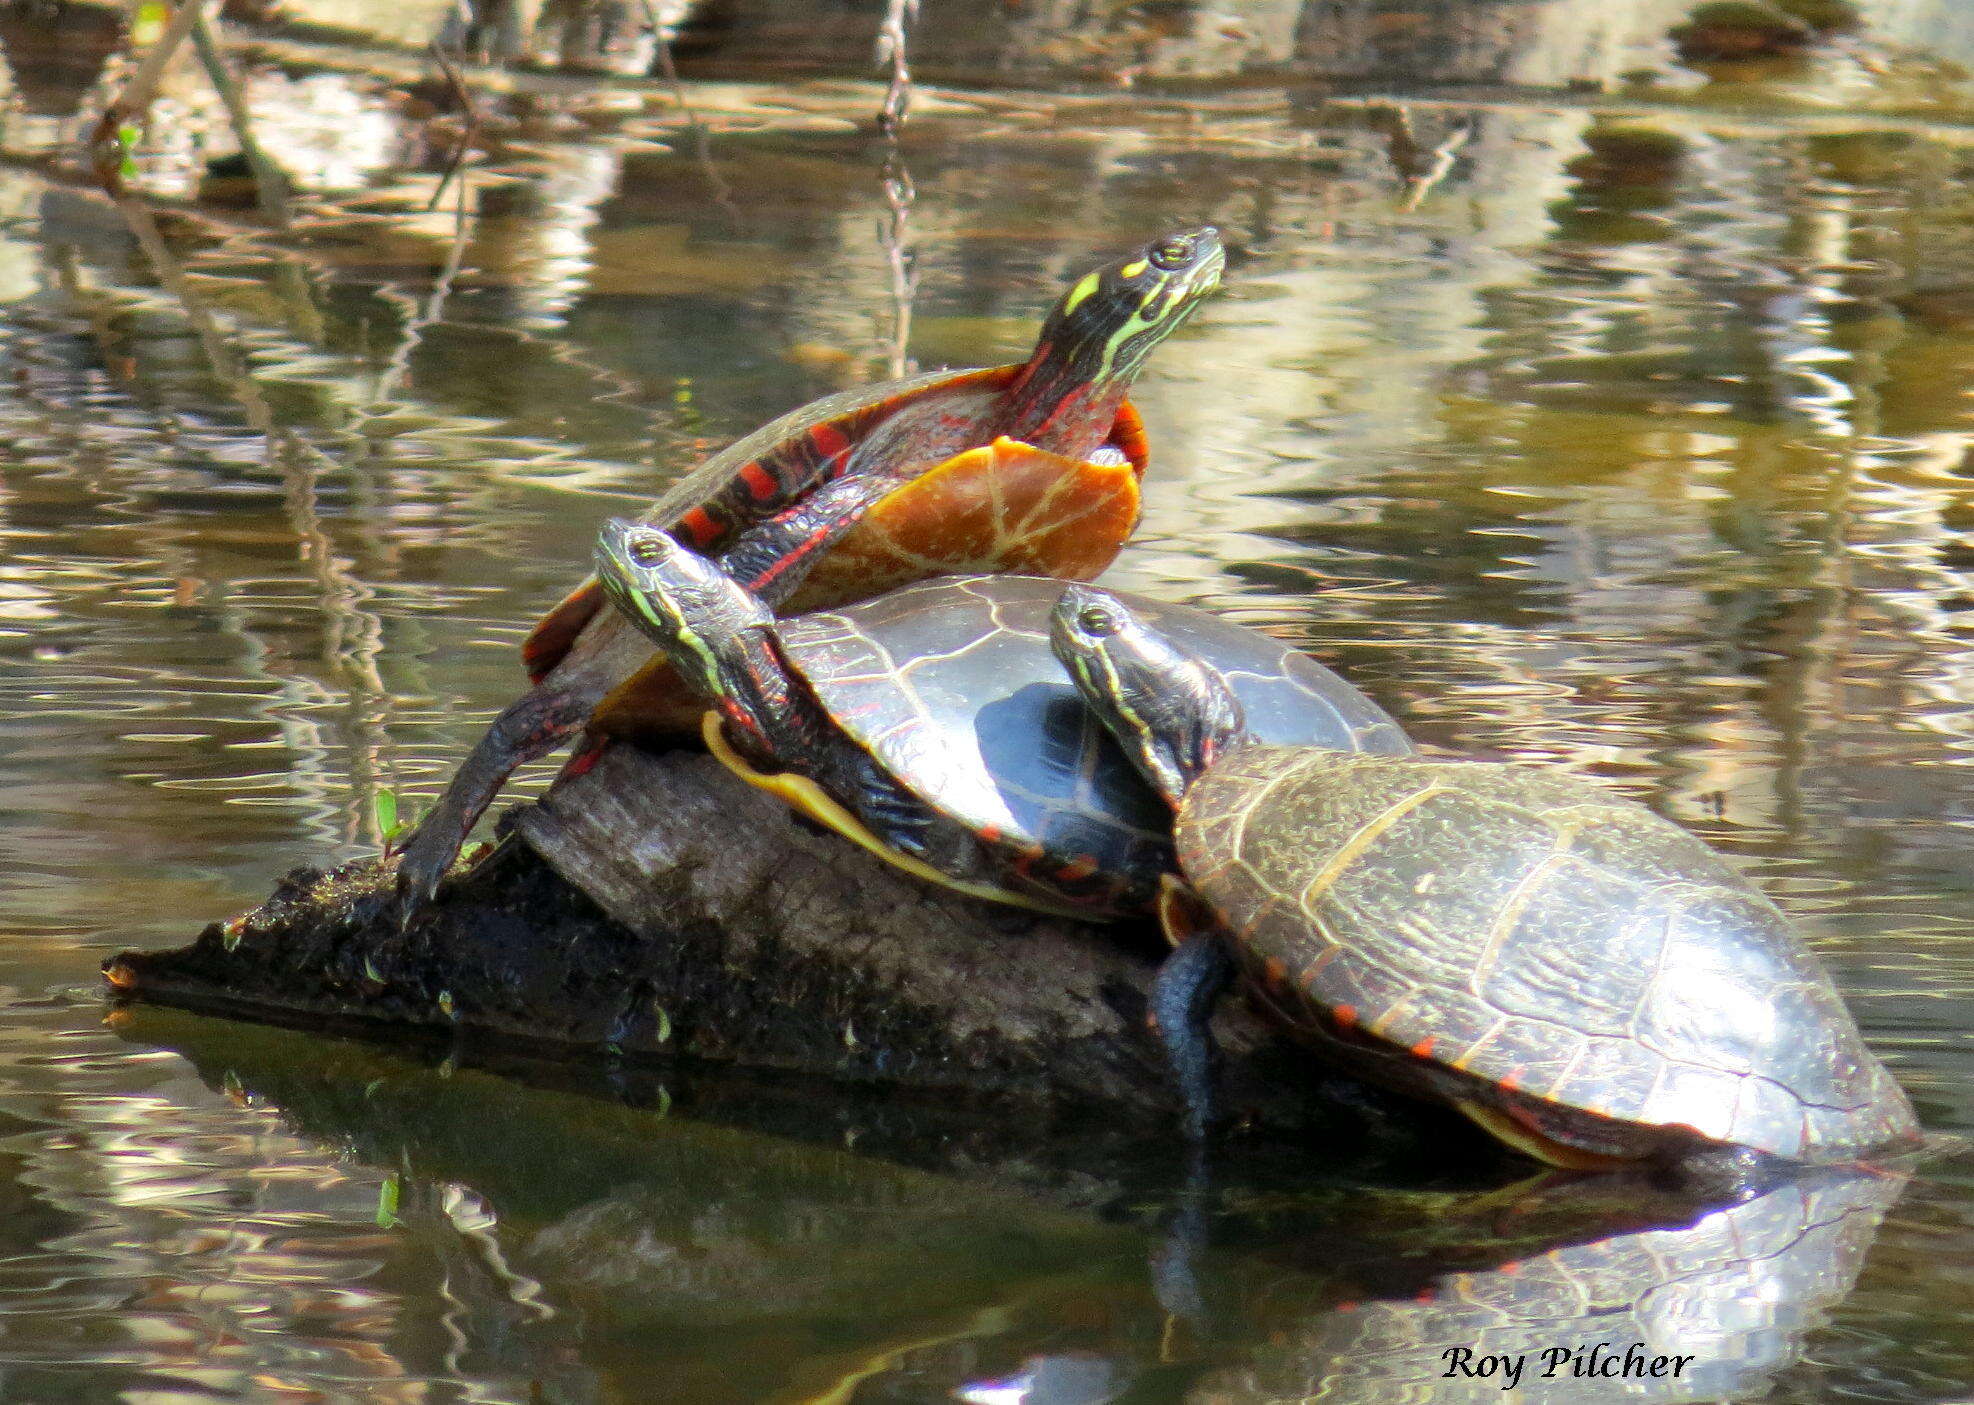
(393, 689, 590, 928)
(394, 635, 636, 929)
(1150, 930, 1235, 1141)
(721, 472, 903, 609)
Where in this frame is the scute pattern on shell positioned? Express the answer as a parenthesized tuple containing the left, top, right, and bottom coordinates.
(1176, 748, 1920, 1164)
(1217, 1166, 1901, 1405)
(775, 577, 1413, 914)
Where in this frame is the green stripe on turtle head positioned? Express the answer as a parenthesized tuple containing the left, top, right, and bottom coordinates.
(1050, 583, 1250, 807)
(1033, 227, 1224, 393)
(594, 518, 773, 701)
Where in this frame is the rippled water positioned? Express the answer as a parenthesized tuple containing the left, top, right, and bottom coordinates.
(1, 3, 1973, 1400)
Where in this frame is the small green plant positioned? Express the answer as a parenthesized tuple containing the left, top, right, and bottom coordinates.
(375, 1174, 402, 1228)
(115, 124, 141, 183)
(132, 0, 170, 43)
(373, 788, 417, 856)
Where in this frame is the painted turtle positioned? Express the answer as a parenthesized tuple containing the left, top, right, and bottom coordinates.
(393, 228, 1225, 921)
(592, 522, 1412, 918)
(1049, 584, 1923, 1170)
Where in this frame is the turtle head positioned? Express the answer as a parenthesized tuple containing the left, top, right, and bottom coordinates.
(595, 518, 776, 704)
(1050, 584, 1249, 809)
(1007, 228, 1224, 451)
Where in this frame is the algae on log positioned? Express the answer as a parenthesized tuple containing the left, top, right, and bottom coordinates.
(105, 743, 1376, 1136)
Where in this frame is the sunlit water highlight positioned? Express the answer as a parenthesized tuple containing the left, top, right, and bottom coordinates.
(0, 4, 1971, 1400)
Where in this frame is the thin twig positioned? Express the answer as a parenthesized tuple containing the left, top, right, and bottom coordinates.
(186, 0, 293, 224)
(374, 170, 474, 406)
(88, 0, 206, 190)
(873, 0, 917, 136)
(116, 194, 275, 432)
(878, 153, 916, 380)
(1399, 118, 1474, 212)
(271, 428, 398, 847)
(111, 195, 399, 845)
(647, 21, 740, 228)
(425, 40, 482, 213)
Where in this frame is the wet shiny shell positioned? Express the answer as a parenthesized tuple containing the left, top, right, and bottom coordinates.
(776, 576, 1412, 910)
(1177, 749, 1920, 1164)
(522, 364, 1150, 681)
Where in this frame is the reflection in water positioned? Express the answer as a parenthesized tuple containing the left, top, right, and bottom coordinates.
(1198, 1170, 1908, 1404)
(0, 0, 1970, 1398)
(100, 1009, 1913, 1404)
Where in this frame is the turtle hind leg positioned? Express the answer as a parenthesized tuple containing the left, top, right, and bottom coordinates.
(393, 678, 596, 929)
(1148, 1138, 1215, 1330)
(1150, 928, 1236, 1141)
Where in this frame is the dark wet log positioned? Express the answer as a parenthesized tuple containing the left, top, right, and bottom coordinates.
(106, 743, 1420, 1140)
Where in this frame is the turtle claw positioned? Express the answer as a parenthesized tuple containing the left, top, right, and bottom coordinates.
(392, 813, 461, 933)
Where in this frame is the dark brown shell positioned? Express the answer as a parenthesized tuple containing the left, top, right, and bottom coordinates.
(1177, 748, 1921, 1165)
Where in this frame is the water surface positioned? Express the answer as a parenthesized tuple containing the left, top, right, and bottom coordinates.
(1, 4, 1972, 1400)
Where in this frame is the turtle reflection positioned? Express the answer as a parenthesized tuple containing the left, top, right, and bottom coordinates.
(1198, 1167, 1907, 1404)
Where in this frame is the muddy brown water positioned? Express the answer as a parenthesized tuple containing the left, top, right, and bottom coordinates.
(1, 3, 1972, 1400)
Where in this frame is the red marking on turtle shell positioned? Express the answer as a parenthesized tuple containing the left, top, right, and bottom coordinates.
(1263, 957, 1287, 991)
(1108, 402, 1150, 473)
(1410, 1035, 1436, 1060)
(1499, 1261, 1522, 1276)
(808, 422, 853, 466)
(739, 461, 777, 501)
(1334, 1005, 1359, 1031)
(1058, 855, 1098, 882)
(564, 739, 608, 779)
(978, 823, 1003, 845)
(679, 507, 720, 546)
(1335, 1300, 1358, 1313)
(1499, 1067, 1525, 1093)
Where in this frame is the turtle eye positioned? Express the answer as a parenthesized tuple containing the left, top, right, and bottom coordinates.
(628, 533, 671, 568)
(1149, 238, 1192, 270)
(1077, 605, 1120, 638)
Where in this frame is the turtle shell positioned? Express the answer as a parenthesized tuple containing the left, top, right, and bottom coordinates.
(773, 576, 1412, 915)
(522, 365, 1149, 683)
(1175, 749, 1921, 1165)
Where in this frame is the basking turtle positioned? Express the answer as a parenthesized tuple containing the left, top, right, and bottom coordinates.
(592, 522, 1411, 918)
(1049, 585, 1922, 1170)
(393, 228, 1225, 921)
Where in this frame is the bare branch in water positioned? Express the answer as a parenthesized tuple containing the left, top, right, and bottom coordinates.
(649, 22, 741, 229)
(879, 154, 916, 380)
(375, 172, 476, 407)
(115, 195, 275, 432)
(425, 41, 483, 213)
(1399, 118, 1473, 213)
(112, 196, 399, 844)
(874, 0, 919, 136)
(187, 0, 294, 224)
(88, 0, 206, 191)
